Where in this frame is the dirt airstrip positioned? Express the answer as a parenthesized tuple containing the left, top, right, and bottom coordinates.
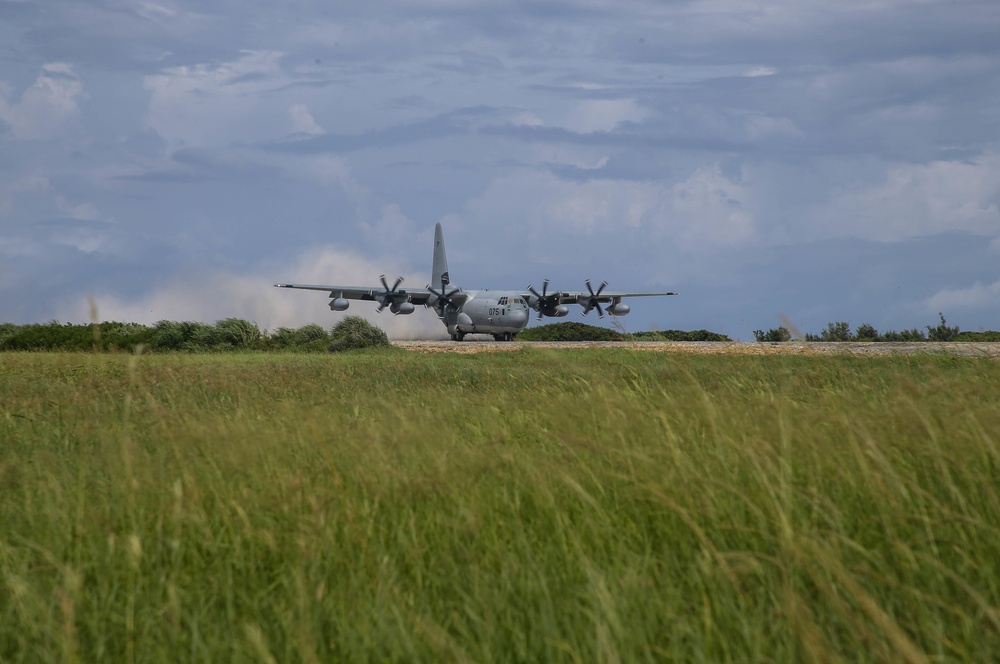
(393, 340, 1000, 357)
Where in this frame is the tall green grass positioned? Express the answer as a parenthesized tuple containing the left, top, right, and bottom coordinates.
(2, 349, 999, 662)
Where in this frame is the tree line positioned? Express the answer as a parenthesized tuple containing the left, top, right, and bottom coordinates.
(754, 314, 1000, 343)
(517, 322, 730, 342)
(0, 318, 731, 351)
(0, 317, 390, 353)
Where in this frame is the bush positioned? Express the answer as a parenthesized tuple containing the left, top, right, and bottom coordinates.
(854, 323, 878, 341)
(294, 324, 329, 346)
(820, 321, 852, 342)
(214, 318, 262, 349)
(956, 331, 1000, 342)
(328, 316, 390, 352)
(265, 327, 298, 349)
(152, 320, 186, 350)
(879, 328, 926, 342)
(99, 322, 155, 349)
(634, 330, 731, 342)
(0, 321, 92, 351)
(0, 323, 16, 349)
(753, 327, 791, 342)
(518, 322, 624, 342)
(153, 320, 218, 351)
(927, 313, 959, 342)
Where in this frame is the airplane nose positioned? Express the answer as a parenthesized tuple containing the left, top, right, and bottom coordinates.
(510, 310, 528, 326)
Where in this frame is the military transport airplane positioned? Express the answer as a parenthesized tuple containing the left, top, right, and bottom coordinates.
(274, 223, 677, 341)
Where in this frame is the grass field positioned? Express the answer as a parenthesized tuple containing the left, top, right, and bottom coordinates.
(2, 348, 999, 662)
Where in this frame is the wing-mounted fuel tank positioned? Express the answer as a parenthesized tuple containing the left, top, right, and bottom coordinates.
(607, 302, 630, 316)
(545, 305, 570, 317)
(390, 302, 415, 315)
(329, 297, 350, 311)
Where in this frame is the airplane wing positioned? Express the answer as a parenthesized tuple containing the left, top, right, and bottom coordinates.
(551, 290, 678, 303)
(519, 280, 677, 318)
(274, 281, 434, 307)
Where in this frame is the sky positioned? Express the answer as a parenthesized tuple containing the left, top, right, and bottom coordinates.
(1, 0, 999, 340)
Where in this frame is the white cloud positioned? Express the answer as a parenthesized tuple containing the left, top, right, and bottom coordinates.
(511, 111, 543, 127)
(562, 98, 647, 134)
(923, 279, 1000, 313)
(361, 204, 418, 244)
(288, 155, 368, 205)
(289, 103, 324, 135)
(71, 244, 445, 338)
(133, 1, 178, 21)
(466, 160, 755, 249)
(819, 153, 1000, 241)
(743, 114, 801, 141)
(144, 50, 291, 145)
(0, 63, 83, 139)
(667, 163, 756, 246)
(55, 196, 112, 222)
(52, 228, 107, 254)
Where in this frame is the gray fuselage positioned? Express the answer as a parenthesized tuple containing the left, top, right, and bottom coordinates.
(440, 289, 530, 339)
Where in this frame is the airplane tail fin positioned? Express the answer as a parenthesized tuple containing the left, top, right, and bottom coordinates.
(432, 222, 450, 289)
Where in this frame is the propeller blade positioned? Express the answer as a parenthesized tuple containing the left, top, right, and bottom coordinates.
(529, 278, 558, 320)
(581, 279, 609, 318)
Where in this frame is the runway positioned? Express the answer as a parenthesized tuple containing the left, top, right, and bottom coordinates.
(392, 340, 1000, 357)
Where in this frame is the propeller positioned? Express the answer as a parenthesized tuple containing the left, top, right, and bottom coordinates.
(375, 274, 404, 313)
(527, 279, 561, 321)
(581, 279, 608, 318)
(428, 276, 461, 315)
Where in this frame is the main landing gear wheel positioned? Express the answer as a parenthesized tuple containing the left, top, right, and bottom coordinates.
(451, 331, 466, 342)
(492, 332, 515, 341)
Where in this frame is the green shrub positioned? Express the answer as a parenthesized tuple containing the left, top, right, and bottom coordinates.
(294, 324, 329, 345)
(634, 329, 731, 342)
(879, 328, 926, 342)
(956, 330, 1000, 342)
(519, 322, 624, 341)
(152, 320, 187, 350)
(265, 327, 298, 349)
(927, 313, 959, 342)
(0, 323, 18, 349)
(753, 327, 791, 342)
(214, 318, 262, 349)
(820, 321, 852, 342)
(854, 323, 878, 341)
(328, 316, 390, 351)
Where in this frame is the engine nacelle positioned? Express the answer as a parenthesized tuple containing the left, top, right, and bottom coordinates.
(607, 302, 630, 316)
(544, 305, 569, 318)
(390, 301, 415, 315)
(329, 298, 350, 311)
